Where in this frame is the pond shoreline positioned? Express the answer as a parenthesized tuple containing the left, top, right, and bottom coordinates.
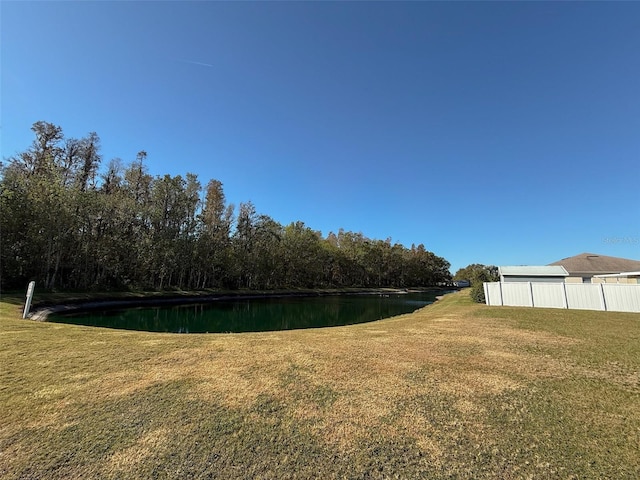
(28, 287, 454, 322)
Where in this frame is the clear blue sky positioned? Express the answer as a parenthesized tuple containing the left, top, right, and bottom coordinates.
(2, 1, 639, 273)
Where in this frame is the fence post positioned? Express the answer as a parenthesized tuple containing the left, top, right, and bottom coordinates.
(528, 282, 534, 307)
(23, 281, 36, 319)
(561, 282, 568, 309)
(484, 283, 489, 305)
(599, 283, 607, 311)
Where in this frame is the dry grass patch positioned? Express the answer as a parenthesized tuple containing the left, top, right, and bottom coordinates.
(106, 427, 171, 474)
(1, 290, 639, 478)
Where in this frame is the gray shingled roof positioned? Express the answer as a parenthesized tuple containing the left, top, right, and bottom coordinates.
(549, 253, 640, 275)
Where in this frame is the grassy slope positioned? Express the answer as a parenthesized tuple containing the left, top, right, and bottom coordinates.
(1, 291, 639, 479)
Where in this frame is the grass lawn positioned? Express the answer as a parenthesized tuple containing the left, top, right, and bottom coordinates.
(1, 290, 639, 479)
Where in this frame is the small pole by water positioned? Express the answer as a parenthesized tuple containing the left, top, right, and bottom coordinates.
(23, 281, 36, 319)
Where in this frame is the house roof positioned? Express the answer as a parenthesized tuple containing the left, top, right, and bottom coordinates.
(549, 253, 640, 275)
(594, 271, 640, 278)
(499, 265, 569, 277)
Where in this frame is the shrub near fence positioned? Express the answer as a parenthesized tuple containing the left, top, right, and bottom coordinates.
(484, 282, 640, 313)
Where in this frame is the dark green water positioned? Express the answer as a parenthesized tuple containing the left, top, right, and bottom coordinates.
(48, 292, 443, 333)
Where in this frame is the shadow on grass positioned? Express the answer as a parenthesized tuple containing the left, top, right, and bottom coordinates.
(0, 293, 25, 305)
(3, 380, 335, 479)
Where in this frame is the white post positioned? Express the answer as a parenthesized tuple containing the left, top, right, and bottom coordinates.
(22, 281, 36, 319)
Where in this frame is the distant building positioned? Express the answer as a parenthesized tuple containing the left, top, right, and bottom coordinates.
(549, 253, 640, 284)
(593, 272, 640, 284)
(498, 265, 569, 283)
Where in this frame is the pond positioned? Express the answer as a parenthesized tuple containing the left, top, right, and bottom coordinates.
(48, 291, 444, 333)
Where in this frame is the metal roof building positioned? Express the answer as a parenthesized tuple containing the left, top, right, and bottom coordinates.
(498, 265, 569, 283)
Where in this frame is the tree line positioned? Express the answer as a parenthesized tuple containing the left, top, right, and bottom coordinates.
(1, 121, 451, 291)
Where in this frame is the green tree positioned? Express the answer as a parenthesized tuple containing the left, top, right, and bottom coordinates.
(453, 264, 498, 285)
(252, 215, 284, 289)
(281, 221, 323, 288)
(198, 179, 234, 288)
(453, 264, 499, 303)
(232, 201, 258, 288)
(0, 160, 32, 288)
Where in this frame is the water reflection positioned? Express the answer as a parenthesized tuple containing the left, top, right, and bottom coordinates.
(50, 292, 442, 333)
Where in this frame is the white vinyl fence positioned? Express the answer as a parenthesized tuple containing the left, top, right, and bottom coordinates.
(484, 282, 640, 313)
